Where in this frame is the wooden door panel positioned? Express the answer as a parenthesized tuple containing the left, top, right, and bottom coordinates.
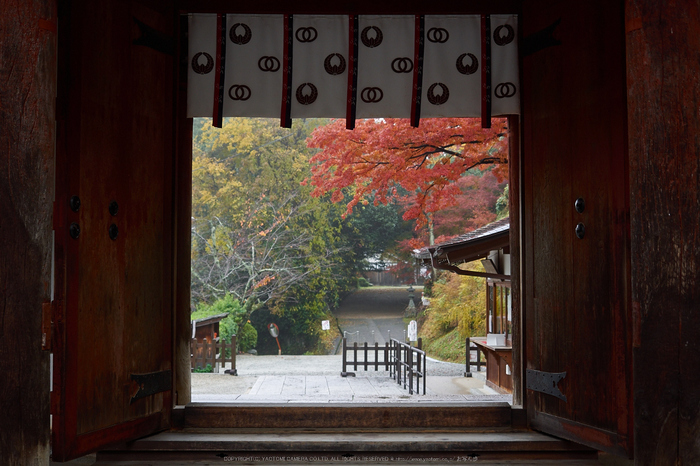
(53, 0, 174, 460)
(522, 0, 632, 456)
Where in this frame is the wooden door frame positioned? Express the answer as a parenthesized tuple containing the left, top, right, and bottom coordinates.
(172, 1, 527, 415)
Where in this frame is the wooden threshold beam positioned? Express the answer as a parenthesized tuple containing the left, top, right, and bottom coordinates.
(181, 403, 512, 429)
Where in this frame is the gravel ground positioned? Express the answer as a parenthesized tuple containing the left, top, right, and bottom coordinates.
(221, 354, 475, 377)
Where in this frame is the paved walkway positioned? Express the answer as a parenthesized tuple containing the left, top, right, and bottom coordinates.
(191, 355, 512, 404)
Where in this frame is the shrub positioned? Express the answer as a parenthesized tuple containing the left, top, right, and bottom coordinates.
(237, 322, 258, 352)
(191, 294, 246, 343)
(193, 364, 213, 373)
(357, 276, 373, 287)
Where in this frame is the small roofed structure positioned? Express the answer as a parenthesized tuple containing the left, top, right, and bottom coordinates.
(414, 218, 513, 393)
(414, 217, 510, 279)
(191, 312, 229, 342)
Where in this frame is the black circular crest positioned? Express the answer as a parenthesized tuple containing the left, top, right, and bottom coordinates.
(324, 53, 346, 75)
(456, 53, 479, 75)
(360, 87, 384, 103)
(258, 56, 281, 72)
(191, 52, 214, 74)
(493, 25, 515, 46)
(427, 27, 449, 43)
(391, 57, 413, 73)
(229, 23, 252, 44)
(296, 83, 318, 105)
(228, 85, 252, 101)
(494, 82, 517, 98)
(427, 83, 449, 105)
(296, 27, 318, 43)
(361, 26, 383, 48)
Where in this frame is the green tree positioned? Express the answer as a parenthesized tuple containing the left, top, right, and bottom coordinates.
(190, 294, 246, 342)
(191, 118, 357, 353)
(340, 193, 414, 265)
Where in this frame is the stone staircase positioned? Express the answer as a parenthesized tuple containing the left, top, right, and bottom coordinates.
(95, 403, 600, 464)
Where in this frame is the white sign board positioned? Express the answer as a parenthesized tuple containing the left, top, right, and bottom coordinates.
(407, 320, 418, 341)
(321, 320, 330, 331)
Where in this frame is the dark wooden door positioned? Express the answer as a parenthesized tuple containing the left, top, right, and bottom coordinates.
(521, 0, 633, 457)
(52, 0, 175, 460)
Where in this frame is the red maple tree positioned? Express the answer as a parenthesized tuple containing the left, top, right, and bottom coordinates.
(431, 171, 507, 238)
(305, 118, 508, 228)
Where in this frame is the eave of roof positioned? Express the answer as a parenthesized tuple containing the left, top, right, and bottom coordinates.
(414, 217, 510, 267)
(192, 312, 229, 326)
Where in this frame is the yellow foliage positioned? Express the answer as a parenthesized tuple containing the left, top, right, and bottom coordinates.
(421, 262, 486, 342)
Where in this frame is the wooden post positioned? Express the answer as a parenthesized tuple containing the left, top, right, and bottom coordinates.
(217, 339, 225, 371)
(408, 348, 413, 394)
(231, 335, 237, 375)
(423, 351, 427, 395)
(174, 13, 194, 406)
(384, 341, 391, 375)
(0, 0, 56, 462)
(507, 113, 523, 408)
(374, 342, 379, 371)
(415, 342, 421, 380)
(341, 337, 347, 374)
(626, 2, 700, 461)
(465, 337, 472, 377)
(363, 342, 368, 371)
(353, 342, 358, 371)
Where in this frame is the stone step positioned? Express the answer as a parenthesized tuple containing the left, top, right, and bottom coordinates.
(97, 429, 597, 464)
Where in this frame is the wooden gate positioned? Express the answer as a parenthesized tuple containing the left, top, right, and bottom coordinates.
(521, 0, 632, 457)
(51, 0, 176, 460)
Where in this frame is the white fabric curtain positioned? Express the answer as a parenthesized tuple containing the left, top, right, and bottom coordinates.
(187, 14, 519, 127)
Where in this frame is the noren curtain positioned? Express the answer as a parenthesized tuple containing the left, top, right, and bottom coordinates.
(187, 14, 518, 128)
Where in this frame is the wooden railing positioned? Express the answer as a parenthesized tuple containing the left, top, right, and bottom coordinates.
(340, 337, 426, 395)
(389, 338, 426, 395)
(190, 335, 237, 375)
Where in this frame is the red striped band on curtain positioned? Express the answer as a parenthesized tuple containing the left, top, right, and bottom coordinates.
(345, 15, 359, 130)
(481, 14, 492, 129)
(280, 14, 294, 128)
(410, 15, 425, 128)
(212, 13, 227, 128)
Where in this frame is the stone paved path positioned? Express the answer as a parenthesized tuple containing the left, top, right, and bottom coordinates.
(190, 288, 512, 404)
(191, 355, 511, 403)
(191, 373, 510, 403)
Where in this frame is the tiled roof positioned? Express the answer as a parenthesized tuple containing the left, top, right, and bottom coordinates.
(414, 217, 510, 262)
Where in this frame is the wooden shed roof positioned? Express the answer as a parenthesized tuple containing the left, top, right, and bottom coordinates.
(191, 312, 229, 327)
(414, 217, 510, 267)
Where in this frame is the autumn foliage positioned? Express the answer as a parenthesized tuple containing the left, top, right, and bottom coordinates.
(305, 118, 508, 228)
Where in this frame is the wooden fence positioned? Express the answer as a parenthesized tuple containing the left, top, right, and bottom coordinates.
(341, 337, 426, 395)
(190, 336, 237, 375)
(341, 339, 393, 375)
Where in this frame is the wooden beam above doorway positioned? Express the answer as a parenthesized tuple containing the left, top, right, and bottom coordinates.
(176, 0, 520, 15)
